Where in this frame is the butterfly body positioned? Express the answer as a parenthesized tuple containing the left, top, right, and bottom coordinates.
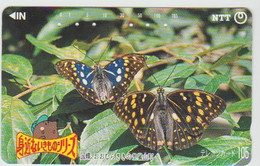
(114, 88, 226, 151)
(152, 88, 177, 149)
(55, 54, 146, 105)
(91, 65, 113, 103)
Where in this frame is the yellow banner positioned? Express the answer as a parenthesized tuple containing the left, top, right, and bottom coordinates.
(16, 132, 78, 160)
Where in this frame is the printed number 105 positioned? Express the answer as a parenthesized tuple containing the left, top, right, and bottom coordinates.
(238, 147, 250, 159)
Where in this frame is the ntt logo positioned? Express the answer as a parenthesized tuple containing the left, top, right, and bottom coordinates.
(211, 14, 232, 22)
(211, 12, 248, 25)
(234, 12, 247, 24)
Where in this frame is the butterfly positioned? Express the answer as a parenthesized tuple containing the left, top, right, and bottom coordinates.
(55, 54, 146, 105)
(113, 88, 226, 151)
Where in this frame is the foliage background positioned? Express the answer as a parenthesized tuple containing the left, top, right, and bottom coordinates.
(2, 7, 252, 165)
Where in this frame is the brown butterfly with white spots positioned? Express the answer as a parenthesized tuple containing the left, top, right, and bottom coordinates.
(113, 87, 226, 151)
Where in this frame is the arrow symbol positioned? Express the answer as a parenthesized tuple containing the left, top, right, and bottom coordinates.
(9, 12, 26, 20)
(9, 12, 16, 20)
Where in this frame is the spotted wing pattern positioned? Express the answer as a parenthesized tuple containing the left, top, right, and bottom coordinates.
(165, 89, 226, 150)
(167, 90, 226, 133)
(105, 54, 146, 101)
(55, 59, 99, 104)
(114, 89, 226, 151)
(113, 91, 159, 150)
(55, 54, 146, 105)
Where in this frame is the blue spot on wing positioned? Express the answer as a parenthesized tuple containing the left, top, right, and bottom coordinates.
(105, 58, 126, 86)
(75, 63, 94, 89)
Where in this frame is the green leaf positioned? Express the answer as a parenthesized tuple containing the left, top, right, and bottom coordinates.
(197, 57, 210, 71)
(213, 65, 231, 75)
(146, 63, 198, 87)
(226, 98, 252, 113)
(40, 153, 59, 164)
(8, 77, 28, 85)
(204, 75, 229, 94)
(36, 9, 86, 41)
(53, 98, 95, 116)
(184, 74, 212, 90)
(114, 43, 135, 55)
(229, 80, 247, 100)
(220, 110, 239, 127)
(34, 8, 117, 56)
(231, 116, 251, 139)
(1, 95, 37, 163)
(237, 59, 252, 73)
(2, 54, 33, 80)
(170, 136, 251, 165)
(2, 86, 7, 95)
(185, 74, 230, 93)
(74, 36, 132, 55)
(26, 34, 85, 61)
(54, 157, 61, 164)
(30, 100, 52, 115)
(54, 77, 75, 101)
(232, 130, 251, 140)
(83, 41, 112, 64)
(198, 136, 251, 153)
(36, 8, 116, 43)
(29, 76, 74, 104)
(203, 74, 229, 94)
(198, 42, 244, 56)
(127, 34, 165, 51)
(231, 75, 252, 87)
(171, 47, 197, 61)
(146, 56, 160, 64)
(149, 153, 163, 165)
(28, 75, 74, 117)
(210, 44, 247, 69)
(79, 109, 128, 164)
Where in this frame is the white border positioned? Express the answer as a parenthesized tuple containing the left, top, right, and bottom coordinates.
(0, 0, 259, 165)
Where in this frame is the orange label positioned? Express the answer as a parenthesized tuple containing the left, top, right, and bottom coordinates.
(16, 132, 78, 160)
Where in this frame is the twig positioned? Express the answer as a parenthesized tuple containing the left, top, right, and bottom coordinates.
(137, 43, 208, 55)
(26, 79, 32, 88)
(138, 45, 214, 77)
(162, 47, 194, 65)
(13, 81, 55, 99)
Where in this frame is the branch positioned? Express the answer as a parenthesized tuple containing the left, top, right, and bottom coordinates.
(138, 45, 214, 77)
(136, 43, 208, 55)
(13, 81, 56, 99)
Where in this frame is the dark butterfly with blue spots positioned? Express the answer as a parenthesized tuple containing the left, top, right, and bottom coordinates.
(55, 54, 146, 105)
(114, 87, 226, 151)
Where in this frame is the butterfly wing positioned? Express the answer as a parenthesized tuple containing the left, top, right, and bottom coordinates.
(166, 89, 226, 150)
(113, 91, 159, 150)
(55, 59, 100, 105)
(104, 54, 146, 101)
(163, 105, 203, 151)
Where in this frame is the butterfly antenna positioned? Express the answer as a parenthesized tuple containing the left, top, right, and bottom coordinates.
(162, 64, 177, 87)
(72, 45, 97, 64)
(97, 37, 113, 64)
(144, 60, 161, 88)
